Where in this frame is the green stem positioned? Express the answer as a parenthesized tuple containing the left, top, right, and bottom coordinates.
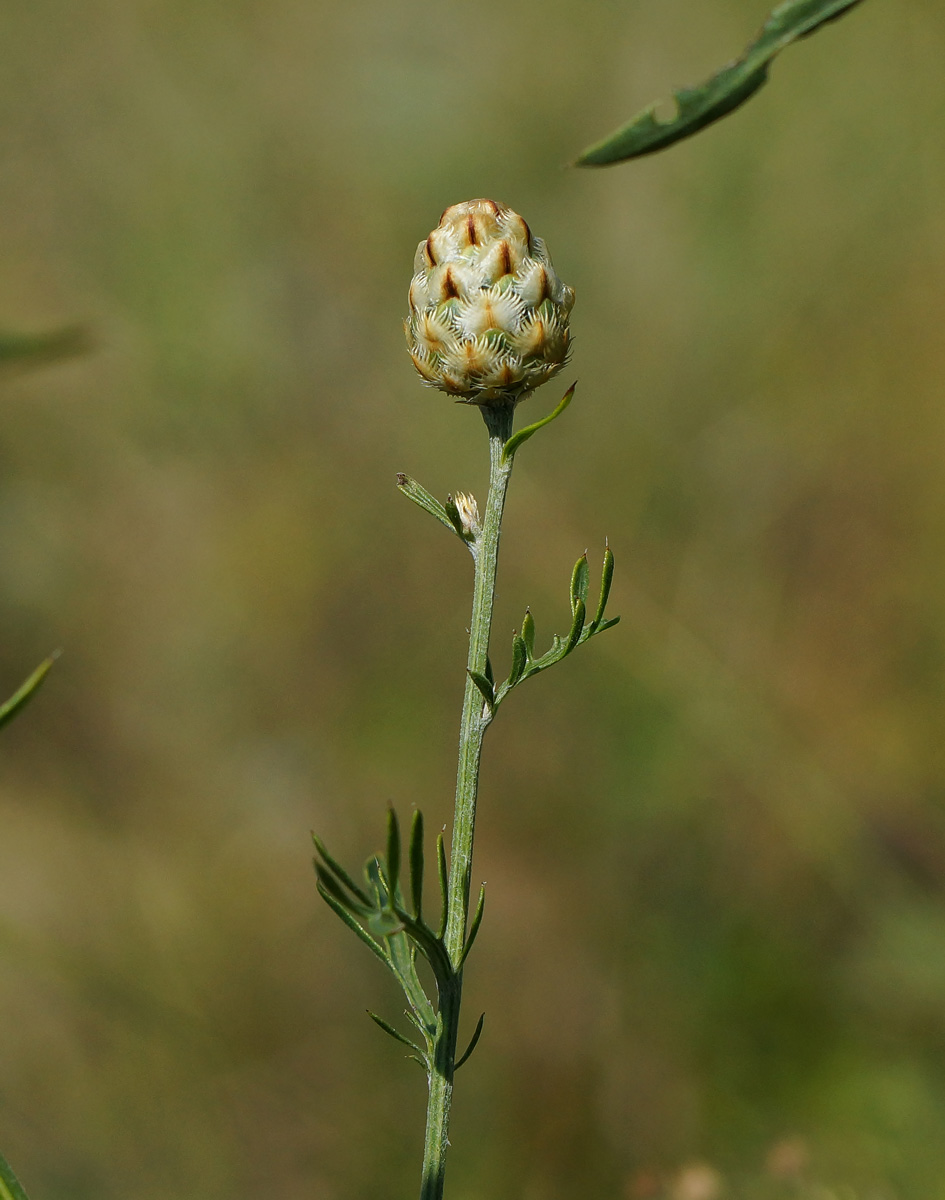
(419, 401, 516, 1200)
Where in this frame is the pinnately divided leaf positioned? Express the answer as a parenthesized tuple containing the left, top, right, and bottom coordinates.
(577, 0, 866, 165)
(494, 545, 619, 707)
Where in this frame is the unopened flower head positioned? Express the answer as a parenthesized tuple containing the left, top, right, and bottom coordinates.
(452, 491, 480, 539)
(405, 199, 575, 406)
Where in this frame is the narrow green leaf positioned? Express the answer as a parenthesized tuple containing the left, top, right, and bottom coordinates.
(521, 608, 536, 659)
(436, 833, 449, 939)
(409, 809, 424, 919)
(0, 325, 89, 370)
(576, 0, 866, 165)
(312, 834, 373, 909)
(366, 856, 386, 908)
(0, 654, 57, 733)
(315, 880, 391, 969)
(484, 654, 495, 687)
(564, 599, 586, 655)
(507, 634, 528, 689)
(590, 543, 615, 631)
(595, 616, 621, 634)
(367, 1010, 427, 1058)
(404, 1006, 434, 1039)
(467, 669, 495, 710)
(314, 862, 371, 917)
(0, 1149, 30, 1200)
(570, 553, 589, 616)
(454, 1012, 485, 1071)
(386, 807, 401, 902)
(459, 884, 486, 968)
(503, 382, 576, 461)
(396, 473, 457, 534)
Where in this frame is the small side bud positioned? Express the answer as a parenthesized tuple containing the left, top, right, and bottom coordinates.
(446, 491, 480, 542)
(453, 492, 480, 539)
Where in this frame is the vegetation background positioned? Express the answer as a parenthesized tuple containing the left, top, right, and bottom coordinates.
(0, 0, 943, 1196)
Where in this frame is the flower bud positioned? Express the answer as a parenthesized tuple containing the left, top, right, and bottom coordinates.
(405, 199, 575, 406)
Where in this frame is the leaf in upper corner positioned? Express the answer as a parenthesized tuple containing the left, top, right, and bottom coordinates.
(576, 0, 866, 165)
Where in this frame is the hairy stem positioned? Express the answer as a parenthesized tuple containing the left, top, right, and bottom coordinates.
(419, 401, 515, 1200)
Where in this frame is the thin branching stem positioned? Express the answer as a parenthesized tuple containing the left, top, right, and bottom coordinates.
(419, 401, 515, 1200)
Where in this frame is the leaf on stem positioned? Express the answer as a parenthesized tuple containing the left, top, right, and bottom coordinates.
(589, 543, 615, 632)
(564, 599, 586, 655)
(314, 861, 366, 914)
(367, 1010, 428, 1060)
(523, 610, 538, 658)
(493, 544, 620, 703)
(502, 382, 576, 462)
(570, 553, 589, 615)
(0, 653, 57, 733)
(436, 833, 449, 940)
(312, 834, 374, 909)
(315, 879, 391, 968)
(454, 1012, 486, 1071)
(467, 669, 495, 711)
(507, 634, 528, 689)
(459, 884, 486, 969)
(409, 809, 424, 918)
(396, 473, 460, 536)
(386, 807, 402, 902)
(576, 0, 866, 165)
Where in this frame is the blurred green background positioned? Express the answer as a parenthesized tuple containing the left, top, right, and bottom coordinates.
(0, 0, 943, 1196)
